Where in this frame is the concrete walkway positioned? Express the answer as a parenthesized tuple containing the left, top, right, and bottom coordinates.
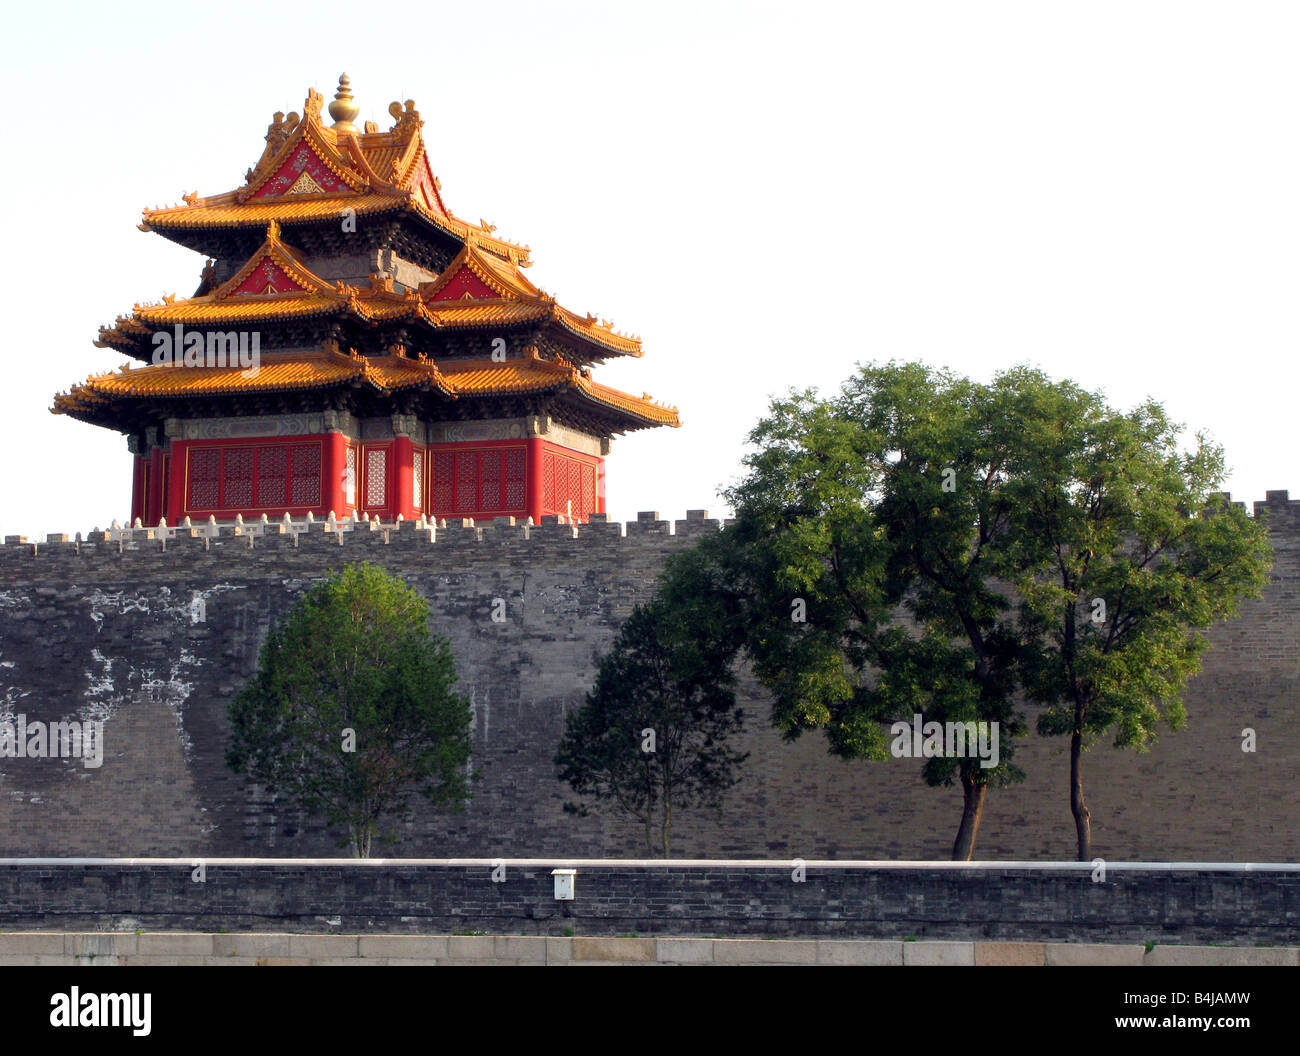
(1, 934, 1296, 966)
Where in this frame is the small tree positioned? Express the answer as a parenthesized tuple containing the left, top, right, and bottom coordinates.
(1002, 384, 1272, 860)
(227, 562, 474, 857)
(555, 601, 747, 856)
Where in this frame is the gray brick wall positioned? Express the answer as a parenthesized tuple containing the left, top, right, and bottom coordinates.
(0, 862, 1296, 943)
(0, 496, 1297, 861)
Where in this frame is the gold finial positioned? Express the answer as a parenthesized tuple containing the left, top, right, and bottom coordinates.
(329, 73, 361, 133)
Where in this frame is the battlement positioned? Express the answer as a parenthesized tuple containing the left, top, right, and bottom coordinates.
(4, 491, 1298, 562)
(0, 509, 727, 561)
(1250, 489, 1300, 530)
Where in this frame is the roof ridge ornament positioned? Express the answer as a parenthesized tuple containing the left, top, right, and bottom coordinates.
(329, 74, 361, 135)
(388, 99, 422, 136)
(303, 87, 324, 124)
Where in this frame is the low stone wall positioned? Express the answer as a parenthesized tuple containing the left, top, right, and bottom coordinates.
(2, 859, 1298, 945)
(0, 933, 1296, 966)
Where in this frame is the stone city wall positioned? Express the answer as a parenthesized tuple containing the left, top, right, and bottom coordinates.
(0, 495, 1298, 861)
(0, 860, 1297, 945)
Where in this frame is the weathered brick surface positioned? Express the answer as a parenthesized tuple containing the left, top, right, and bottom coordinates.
(0, 498, 1297, 861)
(0, 864, 1297, 942)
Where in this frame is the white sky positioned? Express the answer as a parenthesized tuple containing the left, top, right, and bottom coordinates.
(2, 1, 1297, 537)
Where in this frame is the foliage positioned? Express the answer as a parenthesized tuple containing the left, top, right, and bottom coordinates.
(663, 360, 1271, 859)
(713, 362, 1030, 857)
(554, 600, 747, 856)
(227, 562, 475, 857)
(995, 375, 1272, 857)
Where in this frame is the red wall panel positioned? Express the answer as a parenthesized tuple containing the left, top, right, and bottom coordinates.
(171, 436, 327, 522)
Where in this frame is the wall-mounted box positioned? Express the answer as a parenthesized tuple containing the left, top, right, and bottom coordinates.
(552, 868, 576, 900)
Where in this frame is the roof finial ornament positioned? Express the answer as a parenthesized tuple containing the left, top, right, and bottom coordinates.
(329, 73, 361, 134)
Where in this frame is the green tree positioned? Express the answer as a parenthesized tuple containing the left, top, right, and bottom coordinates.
(554, 601, 747, 856)
(1000, 379, 1272, 860)
(672, 361, 1270, 861)
(227, 562, 475, 857)
(715, 362, 1029, 859)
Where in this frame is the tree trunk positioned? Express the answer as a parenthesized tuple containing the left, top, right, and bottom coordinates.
(348, 805, 373, 858)
(951, 771, 986, 860)
(661, 797, 672, 858)
(1071, 724, 1091, 861)
(1063, 604, 1091, 861)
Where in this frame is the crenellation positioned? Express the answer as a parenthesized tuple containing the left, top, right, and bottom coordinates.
(1254, 490, 1300, 535)
(532, 519, 578, 541)
(582, 515, 624, 539)
(675, 510, 720, 537)
(626, 512, 672, 536)
(3, 494, 1299, 573)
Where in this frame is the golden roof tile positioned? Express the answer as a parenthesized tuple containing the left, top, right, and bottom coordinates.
(54, 349, 679, 427)
(66, 349, 364, 399)
(140, 84, 528, 264)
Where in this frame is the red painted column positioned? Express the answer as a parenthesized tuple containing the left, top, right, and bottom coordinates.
(393, 435, 414, 520)
(526, 437, 544, 524)
(323, 432, 347, 517)
(165, 443, 186, 525)
(146, 447, 166, 526)
(596, 457, 606, 515)
(130, 456, 147, 525)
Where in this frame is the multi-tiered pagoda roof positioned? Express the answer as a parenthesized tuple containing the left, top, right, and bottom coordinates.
(55, 76, 677, 527)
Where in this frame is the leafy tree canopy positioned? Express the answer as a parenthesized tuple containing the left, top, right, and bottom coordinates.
(657, 361, 1270, 859)
(227, 562, 475, 857)
(555, 599, 747, 856)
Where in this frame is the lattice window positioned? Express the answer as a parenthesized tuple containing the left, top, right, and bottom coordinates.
(480, 450, 501, 509)
(567, 459, 582, 518)
(433, 452, 453, 510)
(505, 449, 525, 509)
(542, 452, 557, 510)
(224, 449, 254, 508)
(412, 449, 424, 511)
(455, 452, 476, 510)
(189, 449, 220, 510)
(581, 464, 595, 519)
(290, 444, 321, 507)
(345, 446, 357, 507)
(365, 447, 387, 508)
(256, 447, 287, 507)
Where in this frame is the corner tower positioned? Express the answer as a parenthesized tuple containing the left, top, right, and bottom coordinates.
(54, 76, 679, 527)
